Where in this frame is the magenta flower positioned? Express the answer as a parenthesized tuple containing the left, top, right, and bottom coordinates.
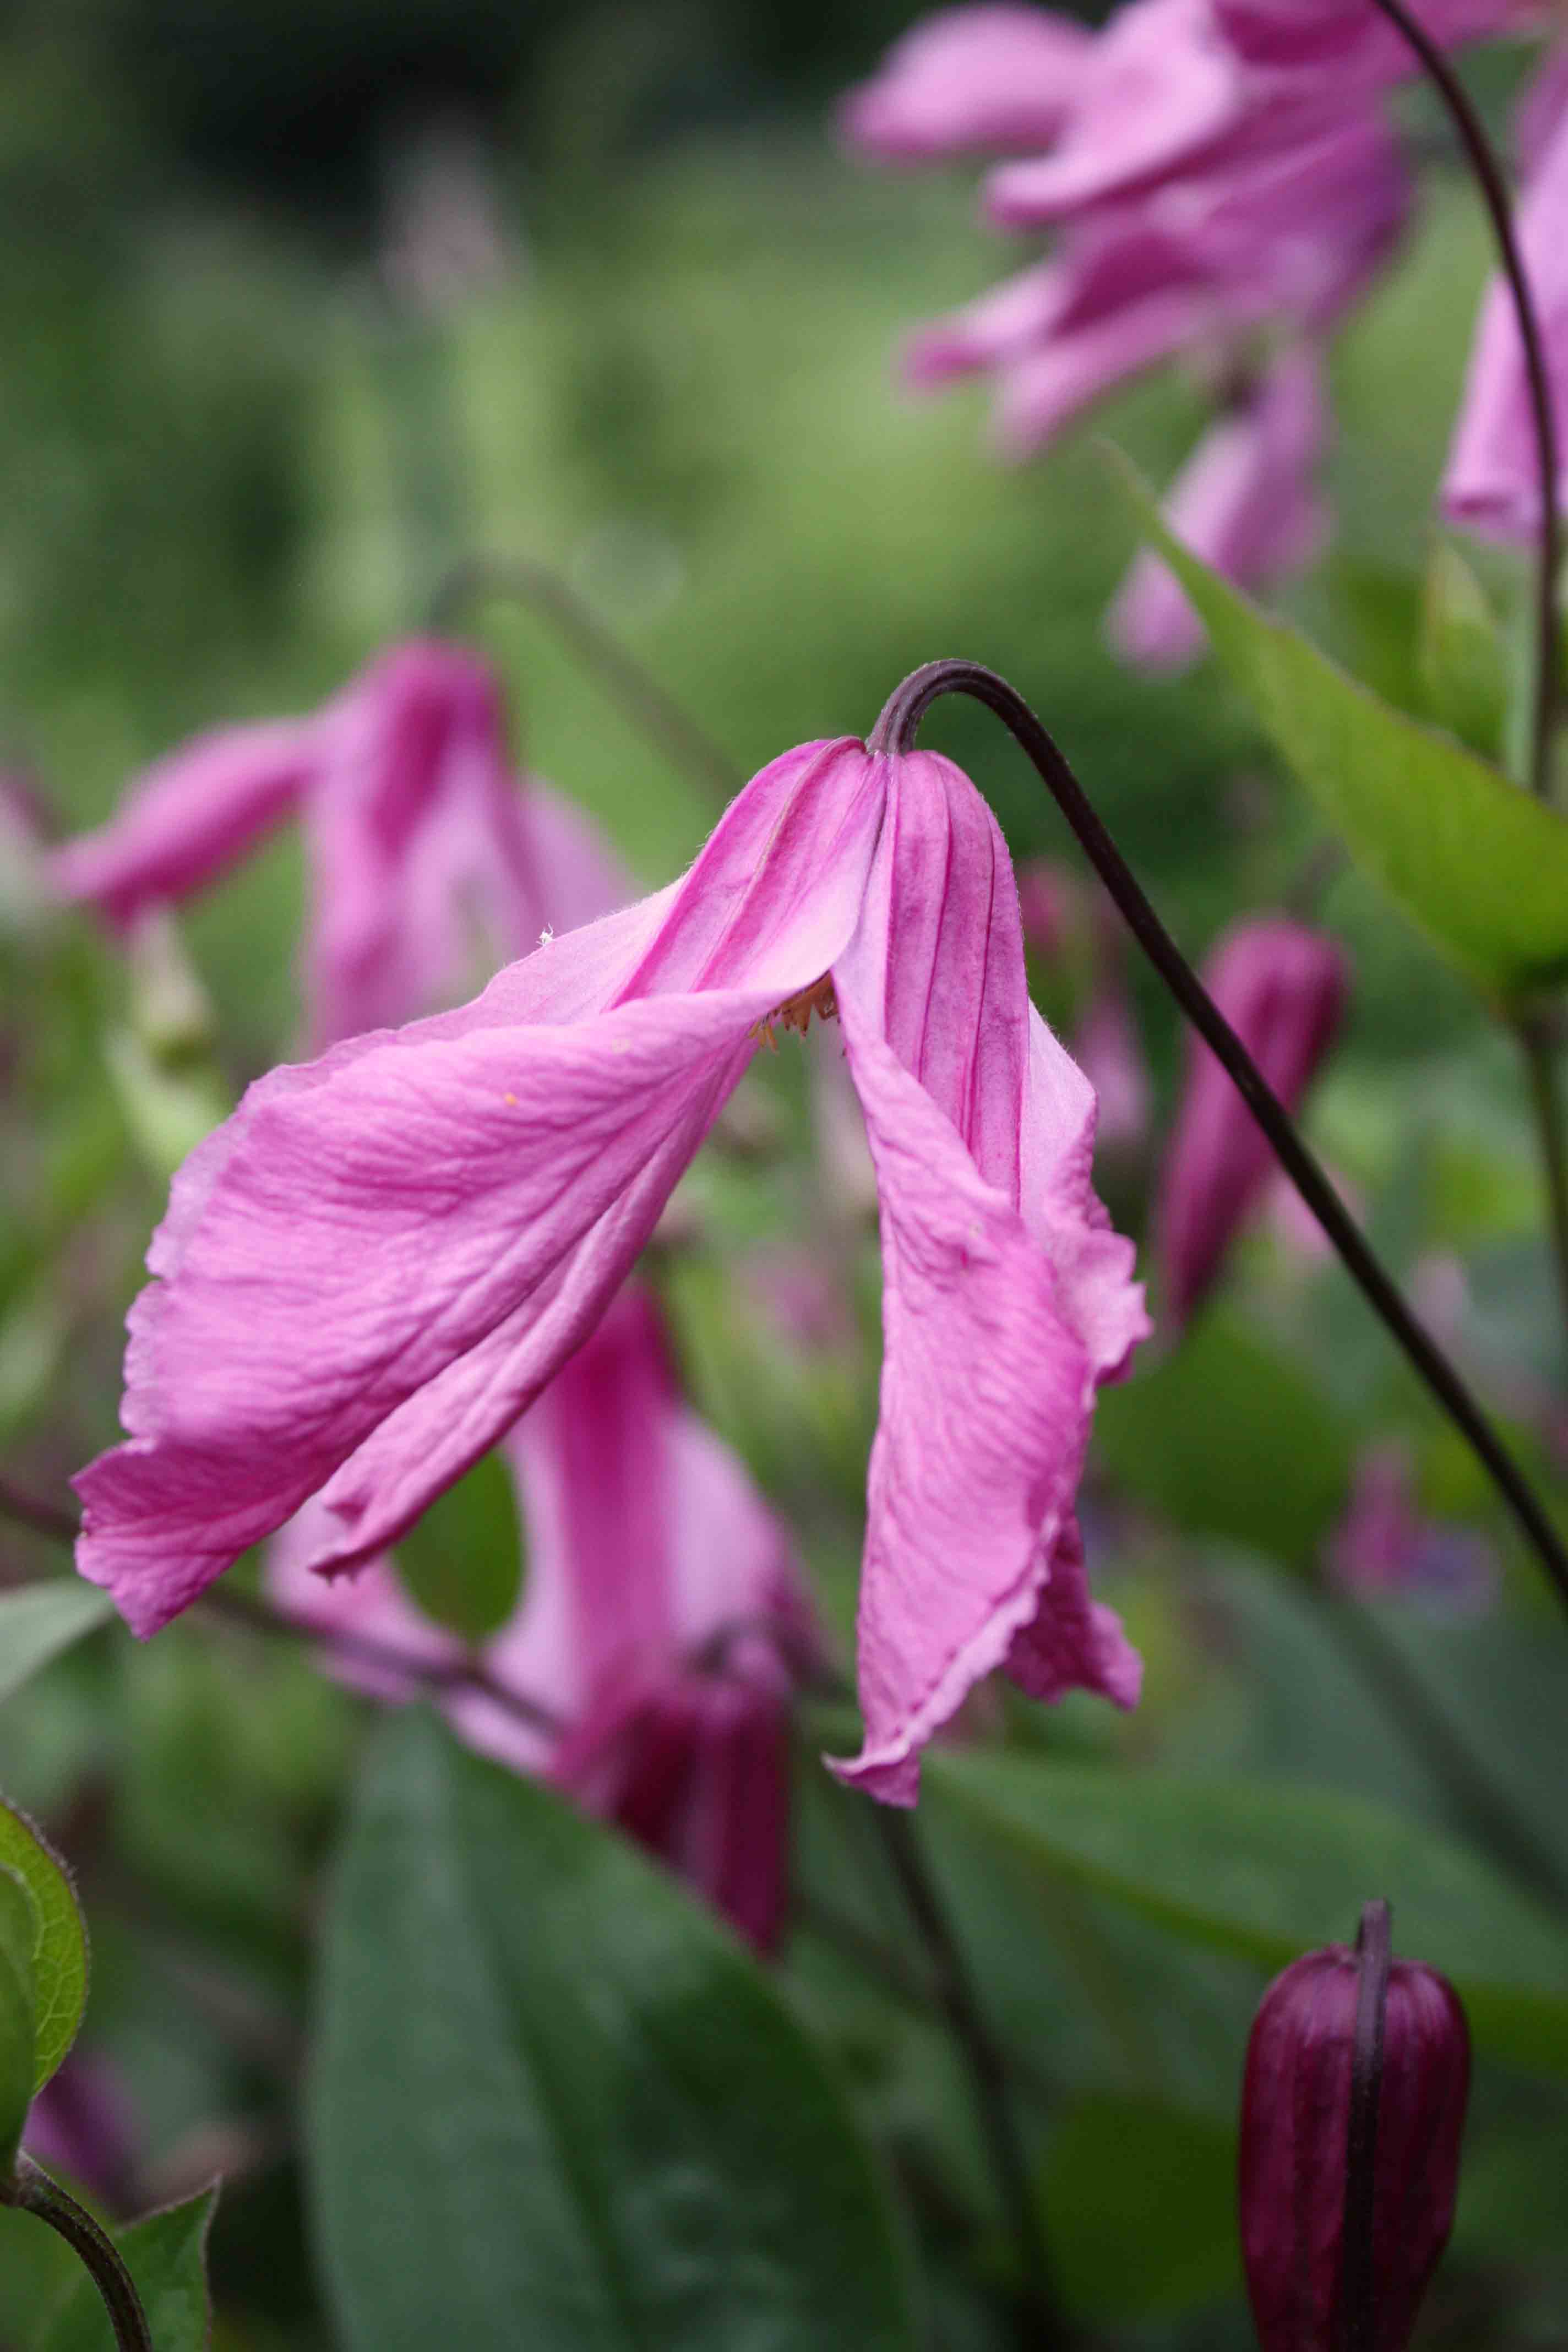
(24, 2052, 138, 2210)
(269, 1285, 805, 1947)
(51, 639, 624, 1047)
(74, 736, 1148, 1802)
(1443, 70, 1568, 537)
(1107, 350, 1325, 671)
(838, 3, 1093, 161)
(1324, 1442, 1498, 1613)
(1240, 1921, 1470, 2352)
(1156, 915, 1347, 1325)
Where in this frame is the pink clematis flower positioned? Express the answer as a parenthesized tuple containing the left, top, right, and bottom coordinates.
(270, 1286, 805, 1948)
(1107, 349, 1325, 671)
(50, 639, 622, 1048)
(1443, 69, 1568, 538)
(838, 3, 1094, 161)
(1156, 914, 1347, 1325)
(75, 737, 1149, 1803)
(1324, 1442, 1498, 1614)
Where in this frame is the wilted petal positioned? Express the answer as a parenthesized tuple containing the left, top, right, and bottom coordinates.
(830, 754, 1145, 1799)
(1004, 1515, 1141, 1708)
(840, 4, 1093, 161)
(50, 721, 317, 928)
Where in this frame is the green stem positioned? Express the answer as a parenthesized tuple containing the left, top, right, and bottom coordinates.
(1516, 1017, 1568, 1363)
(2, 2154, 151, 2352)
(868, 1807, 1072, 2352)
(427, 553, 737, 804)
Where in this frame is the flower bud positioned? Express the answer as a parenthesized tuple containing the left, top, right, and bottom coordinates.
(1239, 1902, 1469, 2352)
(1156, 914, 1347, 1326)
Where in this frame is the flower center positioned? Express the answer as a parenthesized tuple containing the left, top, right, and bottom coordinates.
(752, 973, 839, 1053)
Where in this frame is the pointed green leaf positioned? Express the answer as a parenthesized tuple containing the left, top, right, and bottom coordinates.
(0, 1804, 86, 2092)
(0, 1587, 113, 1709)
(933, 1751, 1568, 2078)
(394, 1450, 524, 1641)
(1108, 447, 1568, 1001)
(0, 1866, 36, 2173)
(35, 2185, 219, 2352)
(1418, 542, 1509, 761)
(309, 1710, 918, 2352)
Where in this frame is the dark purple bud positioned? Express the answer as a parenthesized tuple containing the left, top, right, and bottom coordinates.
(1239, 1901, 1469, 2352)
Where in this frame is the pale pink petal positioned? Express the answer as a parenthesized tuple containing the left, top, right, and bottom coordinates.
(265, 1493, 460, 1700)
(49, 721, 317, 928)
(984, 0, 1247, 227)
(1443, 104, 1568, 537)
(1107, 350, 1325, 671)
(77, 742, 883, 1632)
(840, 5, 1093, 161)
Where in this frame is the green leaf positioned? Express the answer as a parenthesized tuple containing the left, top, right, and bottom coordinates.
(0, 1587, 113, 1709)
(933, 1751, 1568, 2078)
(1418, 542, 1509, 762)
(393, 1451, 524, 1641)
(0, 1866, 36, 2174)
(0, 1804, 86, 2093)
(35, 2185, 219, 2352)
(1041, 2096, 1239, 2321)
(309, 1710, 918, 2352)
(1108, 448, 1568, 1001)
(1092, 1310, 1351, 1566)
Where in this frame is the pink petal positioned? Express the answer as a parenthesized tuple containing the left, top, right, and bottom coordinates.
(77, 742, 883, 1632)
(50, 720, 317, 928)
(839, 4, 1094, 162)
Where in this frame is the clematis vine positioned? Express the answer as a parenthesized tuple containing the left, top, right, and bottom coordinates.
(269, 1285, 807, 1948)
(73, 731, 1148, 1803)
(50, 638, 622, 1048)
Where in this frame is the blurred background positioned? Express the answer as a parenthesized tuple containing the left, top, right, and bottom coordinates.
(2, 2, 1567, 2346)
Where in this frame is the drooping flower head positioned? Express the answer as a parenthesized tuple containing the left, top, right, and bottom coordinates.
(50, 639, 623, 1047)
(270, 1284, 805, 1948)
(1443, 52, 1568, 538)
(74, 734, 1148, 1803)
(1156, 914, 1347, 1325)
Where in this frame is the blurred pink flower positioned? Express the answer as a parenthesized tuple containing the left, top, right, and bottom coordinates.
(838, 3, 1093, 160)
(1156, 914, 1347, 1325)
(75, 736, 1148, 1804)
(1107, 350, 1325, 670)
(1324, 1442, 1499, 1612)
(24, 2052, 138, 2209)
(1444, 59, 1568, 538)
(270, 1286, 805, 1948)
(1215, 0, 1523, 80)
(51, 640, 625, 1047)
(1015, 858, 1150, 1150)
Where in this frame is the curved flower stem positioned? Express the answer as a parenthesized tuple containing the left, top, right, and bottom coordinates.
(870, 662, 1568, 1623)
(427, 553, 738, 805)
(1363, 0, 1559, 799)
(1, 2154, 151, 2352)
(869, 1808, 1071, 2351)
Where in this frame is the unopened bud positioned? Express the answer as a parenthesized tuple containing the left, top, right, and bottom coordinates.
(1239, 1901, 1468, 2352)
